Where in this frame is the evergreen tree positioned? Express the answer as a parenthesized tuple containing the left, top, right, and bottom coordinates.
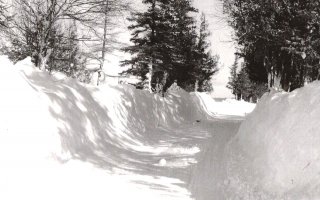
(227, 59, 268, 102)
(194, 13, 219, 92)
(121, 0, 170, 92)
(235, 67, 251, 100)
(168, 0, 198, 91)
(227, 55, 239, 98)
(223, 0, 320, 92)
(122, 0, 203, 93)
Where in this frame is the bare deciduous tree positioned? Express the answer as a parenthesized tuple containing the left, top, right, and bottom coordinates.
(80, 0, 131, 71)
(6, 0, 130, 72)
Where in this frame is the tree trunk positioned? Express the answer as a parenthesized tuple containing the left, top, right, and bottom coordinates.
(148, 62, 153, 93)
(101, 0, 109, 71)
(148, 0, 156, 93)
(38, 48, 52, 71)
(195, 80, 199, 92)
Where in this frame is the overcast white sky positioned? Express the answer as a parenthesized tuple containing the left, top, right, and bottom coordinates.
(105, 0, 235, 98)
(194, 0, 235, 98)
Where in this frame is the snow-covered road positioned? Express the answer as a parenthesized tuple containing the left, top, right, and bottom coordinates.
(189, 119, 242, 200)
(67, 116, 243, 200)
(2, 56, 320, 199)
(83, 117, 243, 200)
(1, 115, 243, 200)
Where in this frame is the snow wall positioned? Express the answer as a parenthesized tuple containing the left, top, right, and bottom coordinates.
(0, 56, 258, 199)
(0, 56, 232, 164)
(225, 83, 320, 199)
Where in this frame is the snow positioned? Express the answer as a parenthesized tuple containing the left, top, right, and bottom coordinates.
(2, 55, 319, 199)
(0, 56, 221, 200)
(0, 57, 61, 161)
(223, 83, 320, 199)
(193, 93, 255, 118)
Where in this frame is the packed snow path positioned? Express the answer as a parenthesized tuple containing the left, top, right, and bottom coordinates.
(1, 115, 244, 200)
(63, 117, 243, 200)
(98, 117, 243, 200)
(189, 118, 242, 200)
(65, 117, 243, 200)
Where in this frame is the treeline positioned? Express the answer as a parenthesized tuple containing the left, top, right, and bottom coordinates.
(121, 0, 219, 94)
(227, 56, 268, 102)
(223, 0, 320, 93)
(0, 0, 130, 83)
(0, 0, 218, 93)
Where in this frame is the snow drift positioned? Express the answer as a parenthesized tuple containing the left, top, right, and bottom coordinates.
(193, 92, 255, 118)
(0, 56, 206, 162)
(0, 55, 252, 165)
(0, 57, 61, 161)
(225, 84, 320, 199)
(0, 56, 256, 200)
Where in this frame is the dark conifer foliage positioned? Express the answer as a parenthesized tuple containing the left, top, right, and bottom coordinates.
(223, 0, 320, 92)
(194, 13, 219, 92)
(121, 0, 170, 92)
(227, 55, 239, 97)
(122, 0, 218, 93)
(169, 0, 199, 91)
(227, 56, 268, 102)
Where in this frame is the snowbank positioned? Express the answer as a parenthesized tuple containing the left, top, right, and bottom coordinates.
(225, 83, 320, 199)
(0, 56, 205, 200)
(1, 56, 207, 159)
(0, 56, 256, 200)
(193, 92, 255, 118)
(0, 57, 61, 161)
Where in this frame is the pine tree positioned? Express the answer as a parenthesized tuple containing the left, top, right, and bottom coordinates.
(227, 60, 268, 102)
(123, 0, 216, 93)
(227, 55, 239, 98)
(168, 0, 198, 91)
(121, 0, 170, 92)
(194, 13, 219, 92)
(223, 0, 320, 92)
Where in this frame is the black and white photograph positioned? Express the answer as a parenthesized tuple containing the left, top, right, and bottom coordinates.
(0, 0, 319, 199)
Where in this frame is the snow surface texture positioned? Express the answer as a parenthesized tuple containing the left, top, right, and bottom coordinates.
(0, 56, 255, 200)
(225, 84, 320, 199)
(194, 92, 255, 118)
(2, 55, 319, 199)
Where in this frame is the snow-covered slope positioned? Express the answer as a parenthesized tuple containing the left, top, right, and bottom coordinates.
(0, 56, 259, 200)
(5, 55, 320, 199)
(7, 54, 320, 199)
(0, 56, 247, 200)
(0, 57, 61, 161)
(224, 84, 320, 199)
(4, 56, 202, 158)
(0, 56, 252, 164)
(193, 93, 255, 118)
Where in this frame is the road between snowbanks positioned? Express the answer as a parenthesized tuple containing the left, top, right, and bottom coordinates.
(5, 54, 319, 199)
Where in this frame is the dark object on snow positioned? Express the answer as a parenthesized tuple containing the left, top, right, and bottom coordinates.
(196, 120, 201, 123)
